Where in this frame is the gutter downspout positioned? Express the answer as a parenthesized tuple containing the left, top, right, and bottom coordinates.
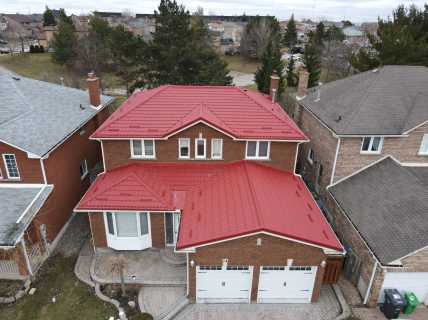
(364, 258, 378, 305)
(330, 137, 340, 185)
(186, 252, 189, 296)
(40, 155, 49, 185)
(21, 238, 34, 277)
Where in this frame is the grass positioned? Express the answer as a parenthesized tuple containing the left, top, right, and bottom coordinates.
(222, 55, 261, 74)
(0, 256, 117, 320)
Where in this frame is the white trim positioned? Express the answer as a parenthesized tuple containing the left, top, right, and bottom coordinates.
(3, 154, 20, 179)
(0, 138, 39, 157)
(360, 136, 384, 155)
(195, 138, 206, 158)
(0, 168, 2, 179)
(179, 138, 191, 159)
(418, 134, 428, 155)
(391, 245, 428, 263)
(104, 211, 152, 241)
(21, 238, 34, 277)
(16, 185, 47, 224)
(186, 252, 189, 295)
(79, 159, 88, 180)
(211, 139, 223, 159)
(0, 183, 47, 188)
(364, 259, 378, 305)
(40, 158, 47, 184)
(338, 134, 408, 138)
(403, 118, 428, 134)
(245, 141, 270, 160)
(330, 138, 341, 185)
(401, 162, 428, 167)
(130, 139, 156, 159)
(74, 208, 179, 213)
(100, 140, 106, 173)
(166, 120, 237, 140)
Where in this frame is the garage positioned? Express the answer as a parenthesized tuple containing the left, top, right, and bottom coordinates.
(377, 272, 428, 303)
(196, 266, 253, 303)
(257, 266, 317, 303)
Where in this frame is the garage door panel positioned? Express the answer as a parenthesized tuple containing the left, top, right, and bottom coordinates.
(377, 272, 428, 303)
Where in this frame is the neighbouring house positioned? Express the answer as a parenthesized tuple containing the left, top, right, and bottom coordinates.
(75, 79, 345, 304)
(342, 27, 365, 44)
(71, 15, 89, 38)
(43, 26, 58, 44)
(0, 73, 113, 279)
(1, 14, 38, 39)
(292, 65, 428, 306)
(27, 14, 44, 33)
(37, 33, 47, 49)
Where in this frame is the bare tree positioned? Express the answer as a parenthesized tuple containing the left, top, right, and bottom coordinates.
(239, 29, 253, 68)
(121, 9, 135, 19)
(241, 18, 273, 59)
(109, 255, 130, 296)
(321, 40, 353, 82)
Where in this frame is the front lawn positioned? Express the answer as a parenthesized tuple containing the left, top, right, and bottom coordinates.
(222, 55, 261, 74)
(0, 255, 117, 320)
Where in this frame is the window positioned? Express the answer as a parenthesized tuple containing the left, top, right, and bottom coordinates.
(3, 154, 20, 179)
(179, 138, 190, 158)
(361, 136, 383, 154)
(246, 141, 270, 159)
(79, 126, 85, 135)
(79, 159, 88, 179)
(307, 148, 314, 165)
(195, 139, 206, 158)
(419, 134, 428, 155)
(105, 211, 150, 238)
(211, 139, 222, 159)
(131, 139, 155, 158)
(0, 168, 2, 178)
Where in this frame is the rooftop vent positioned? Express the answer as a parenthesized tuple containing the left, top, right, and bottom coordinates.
(13, 77, 20, 81)
(335, 116, 342, 123)
(372, 68, 378, 73)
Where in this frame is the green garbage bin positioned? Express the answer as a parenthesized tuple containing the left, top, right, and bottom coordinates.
(403, 292, 419, 314)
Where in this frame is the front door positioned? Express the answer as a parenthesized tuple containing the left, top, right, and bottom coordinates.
(174, 213, 180, 245)
(165, 212, 181, 246)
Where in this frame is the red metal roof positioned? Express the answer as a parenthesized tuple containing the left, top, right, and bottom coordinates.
(92, 86, 307, 141)
(76, 161, 342, 252)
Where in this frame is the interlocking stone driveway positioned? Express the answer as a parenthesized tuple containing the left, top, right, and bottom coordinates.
(174, 285, 341, 320)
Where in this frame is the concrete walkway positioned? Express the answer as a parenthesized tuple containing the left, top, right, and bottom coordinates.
(230, 71, 256, 87)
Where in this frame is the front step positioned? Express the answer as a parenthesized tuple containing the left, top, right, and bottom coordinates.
(160, 249, 187, 266)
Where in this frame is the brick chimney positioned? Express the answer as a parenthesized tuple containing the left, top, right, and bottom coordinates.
(297, 66, 309, 100)
(269, 73, 280, 103)
(87, 72, 101, 109)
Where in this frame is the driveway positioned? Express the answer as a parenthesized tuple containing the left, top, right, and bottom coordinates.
(175, 285, 341, 320)
(229, 71, 255, 87)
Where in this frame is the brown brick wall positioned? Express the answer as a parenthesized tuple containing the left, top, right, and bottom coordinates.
(401, 246, 428, 269)
(102, 122, 298, 172)
(0, 141, 44, 183)
(188, 234, 327, 302)
(150, 212, 165, 248)
(89, 212, 107, 247)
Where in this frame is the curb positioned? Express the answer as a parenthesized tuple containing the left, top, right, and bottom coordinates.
(95, 283, 128, 320)
(332, 284, 351, 320)
(74, 256, 95, 287)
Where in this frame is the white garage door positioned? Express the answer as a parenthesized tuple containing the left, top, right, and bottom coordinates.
(377, 272, 428, 303)
(258, 266, 317, 303)
(196, 266, 253, 303)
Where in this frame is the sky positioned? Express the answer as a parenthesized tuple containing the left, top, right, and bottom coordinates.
(3, 0, 427, 23)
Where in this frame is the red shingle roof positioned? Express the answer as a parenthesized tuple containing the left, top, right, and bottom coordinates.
(76, 161, 342, 252)
(92, 86, 307, 141)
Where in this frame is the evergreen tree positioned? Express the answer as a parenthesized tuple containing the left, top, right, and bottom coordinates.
(309, 22, 326, 47)
(59, 8, 74, 27)
(283, 14, 298, 48)
(108, 25, 145, 97)
(43, 6, 57, 27)
(233, 15, 238, 22)
(302, 41, 322, 88)
(195, 51, 233, 85)
(254, 40, 286, 95)
(51, 20, 78, 68)
(191, 6, 213, 51)
(342, 20, 352, 26)
(285, 57, 297, 87)
(242, 12, 248, 22)
(326, 25, 345, 42)
(349, 50, 380, 72)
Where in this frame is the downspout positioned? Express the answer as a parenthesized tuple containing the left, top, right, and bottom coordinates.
(330, 137, 340, 185)
(186, 252, 189, 296)
(21, 238, 34, 277)
(40, 157, 48, 184)
(364, 258, 378, 305)
(294, 142, 303, 173)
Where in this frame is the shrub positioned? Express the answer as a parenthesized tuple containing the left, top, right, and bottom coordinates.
(39, 45, 44, 53)
(130, 313, 154, 320)
(30, 45, 35, 53)
(34, 45, 40, 53)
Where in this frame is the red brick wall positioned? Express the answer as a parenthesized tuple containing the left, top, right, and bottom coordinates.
(0, 141, 44, 183)
(188, 234, 327, 302)
(34, 110, 107, 244)
(102, 123, 298, 172)
(150, 212, 165, 248)
(89, 212, 107, 247)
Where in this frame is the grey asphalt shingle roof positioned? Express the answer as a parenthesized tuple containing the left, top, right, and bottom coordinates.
(328, 157, 428, 265)
(293, 66, 428, 135)
(0, 185, 53, 246)
(0, 73, 114, 156)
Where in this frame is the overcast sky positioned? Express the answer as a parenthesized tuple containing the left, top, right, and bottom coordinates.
(3, 0, 427, 22)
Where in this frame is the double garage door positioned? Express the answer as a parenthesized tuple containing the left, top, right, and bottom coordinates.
(378, 272, 428, 304)
(196, 265, 317, 303)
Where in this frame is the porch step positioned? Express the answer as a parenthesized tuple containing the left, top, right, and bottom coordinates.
(160, 249, 187, 267)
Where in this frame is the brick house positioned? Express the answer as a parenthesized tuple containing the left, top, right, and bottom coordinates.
(0, 73, 112, 279)
(75, 80, 345, 304)
(292, 65, 428, 306)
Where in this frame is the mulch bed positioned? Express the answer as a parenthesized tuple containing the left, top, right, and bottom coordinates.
(101, 283, 141, 318)
(0, 279, 25, 297)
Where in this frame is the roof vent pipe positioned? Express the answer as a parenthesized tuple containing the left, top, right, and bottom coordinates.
(315, 83, 322, 101)
(271, 89, 276, 104)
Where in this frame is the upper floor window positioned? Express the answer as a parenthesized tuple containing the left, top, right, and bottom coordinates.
(361, 136, 383, 154)
(179, 138, 190, 158)
(195, 139, 206, 158)
(3, 154, 20, 179)
(79, 125, 85, 135)
(79, 159, 88, 180)
(131, 139, 155, 158)
(419, 134, 428, 155)
(211, 139, 222, 159)
(246, 141, 270, 159)
(307, 148, 314, 165)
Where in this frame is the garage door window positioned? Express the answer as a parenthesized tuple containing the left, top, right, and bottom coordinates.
(226, 266, 249, 270)
(290, 266, 312, 271)
(262, 266, 285, 270)
(199, 266, 222, 270)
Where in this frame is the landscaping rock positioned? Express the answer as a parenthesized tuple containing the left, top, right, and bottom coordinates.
(4, 297, 15, 303)
(15, 293, 22, 300)
(29, 288, 36, 295)
(0, 297, 4, 303)
(128, 300, 136, 308)
(24, 280, 31, 288)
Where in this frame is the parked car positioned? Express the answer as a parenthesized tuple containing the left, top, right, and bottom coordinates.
(0, 48, 10, 54)
(0, 39, 7, 45)
(291, 47, 300, 54)
(298, 47, 305, 54)
(19, 46, 30, 53)
(292, 55, 302, 61)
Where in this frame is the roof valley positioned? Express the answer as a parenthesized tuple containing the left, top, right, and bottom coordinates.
(243, 162, 265, 229)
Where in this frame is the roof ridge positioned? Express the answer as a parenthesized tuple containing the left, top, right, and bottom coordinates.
(243, 161, 265, 228)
